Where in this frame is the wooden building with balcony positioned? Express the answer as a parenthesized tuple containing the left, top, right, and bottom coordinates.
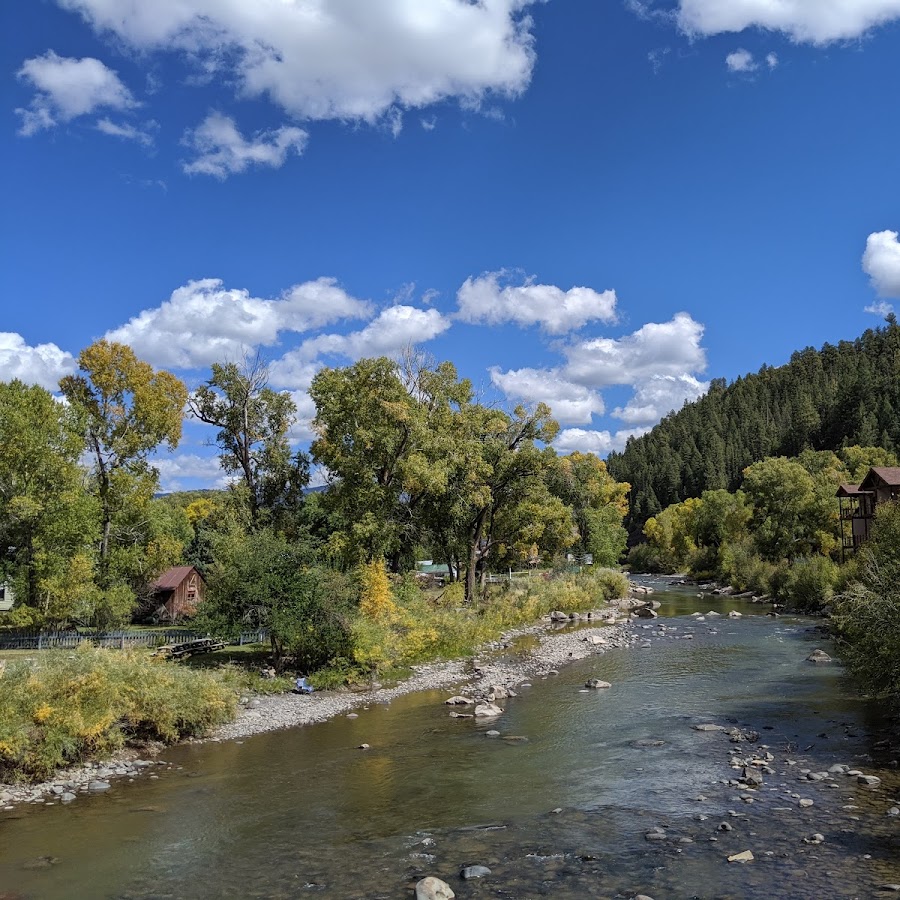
(836, 466, 900, 559)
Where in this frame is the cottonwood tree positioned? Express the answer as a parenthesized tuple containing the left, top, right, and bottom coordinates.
(310, 354, 471, 570)
(0, 380, 97, 626)
(60, 340, 187, 625)
(190, 356, 308, 528)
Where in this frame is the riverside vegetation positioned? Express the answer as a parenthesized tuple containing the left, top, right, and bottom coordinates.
(0, 339, 631, 781)
(2, 325, 898, 783)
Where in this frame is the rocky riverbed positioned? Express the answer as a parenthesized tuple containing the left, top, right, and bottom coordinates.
(213, 610, 638, 741)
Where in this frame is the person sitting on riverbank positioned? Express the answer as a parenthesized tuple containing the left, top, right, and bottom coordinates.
(294, 676, 314, 695)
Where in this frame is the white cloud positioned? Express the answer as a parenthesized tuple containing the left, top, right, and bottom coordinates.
(457, 272, 617, 333)
(105, 277, 372, 368)
(56, 0, 538, 123)
(182, 113, 308, 178)
(154, 453, 228, 492)
(766, 52, 779, 68)
(16, 51, 136, 135)
(0, 332, 76, 390)
(865, 299, 895, 318)
(678, 0, 900, 44)
(863, 230, 900, 299)
(726, 49, 757, 72)
(563, 312, 706, 388)
(277, 306, 451, 377)
(554, 426, 650, 457)
(612, 373, 709, 426)
(96, 117, 156, 145)
(489, 367, 604, 425)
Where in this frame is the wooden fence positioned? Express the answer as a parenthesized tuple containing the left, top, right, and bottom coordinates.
(0, 629, 270, 652)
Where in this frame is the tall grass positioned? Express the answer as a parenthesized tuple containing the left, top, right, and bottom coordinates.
(317, 567, 629, 685)
(0, 645, 237, 782)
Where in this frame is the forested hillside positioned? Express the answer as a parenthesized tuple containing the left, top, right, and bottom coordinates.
(607, 318, 900, 530)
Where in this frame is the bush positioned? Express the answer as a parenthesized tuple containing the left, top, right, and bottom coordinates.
(626, 543, 666, 573)
(0, 645, 237, 782)
(831, 500, 900, 707)
(777, 556, 839, 611)
(718, 538, 777, 594)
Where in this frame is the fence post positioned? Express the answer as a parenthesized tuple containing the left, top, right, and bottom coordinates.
(120, 633, 125, 650)
(38, 633, 43, 651)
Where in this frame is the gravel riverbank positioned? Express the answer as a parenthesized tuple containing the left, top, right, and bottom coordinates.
(0, 608, 639, 809)
(212, 612, 637, 741)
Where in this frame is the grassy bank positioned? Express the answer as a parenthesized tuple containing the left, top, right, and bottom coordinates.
(0, 567, 629, 782)
(0, 645, 237, 783)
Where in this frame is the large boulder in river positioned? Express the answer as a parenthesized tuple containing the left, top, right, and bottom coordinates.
(806, 649, 832, 664)
(474, 703, 503, 717)
(444, 696, 474, 706)
(585, 679, 611, 689)
(550, 610, 569, 622)
(633, 606, 658, 619)
(416, 877, 455, 899)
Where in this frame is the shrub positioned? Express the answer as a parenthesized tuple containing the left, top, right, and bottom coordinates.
(626, 543, 666, 573)
(0, 645, 236, 782)
(777, 556, 839, 611)
(718, 538, 777, 594)
(831, 501, 900, 707)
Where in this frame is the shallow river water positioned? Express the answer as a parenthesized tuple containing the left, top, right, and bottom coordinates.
(1, 581, 898, 899)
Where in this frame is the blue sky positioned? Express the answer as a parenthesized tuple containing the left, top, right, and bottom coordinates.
(3, 0, 900, 490)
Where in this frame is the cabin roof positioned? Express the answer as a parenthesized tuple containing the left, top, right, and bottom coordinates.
(151, 566, 200, 591)
(859, 467, 900, 491)
(836, 483, 869, 497)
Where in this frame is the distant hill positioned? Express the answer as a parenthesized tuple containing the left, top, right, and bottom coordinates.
(607, 319, 900, 531)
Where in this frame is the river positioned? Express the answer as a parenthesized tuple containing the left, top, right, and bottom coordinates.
(1, 580, 897, 899)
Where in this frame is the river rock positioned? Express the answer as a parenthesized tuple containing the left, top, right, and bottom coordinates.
(728, 611, 742, 619)
(550, 611, 569, 622)
(444, 696, 474, 706)
(87, 781, 111, 792)
(798, 798, 814, 808)
(489, 685, 509, 700)
(877, 885, 900, 893)
(728, 850, 754, 863)
(857, 774, 881, 787)
(584, 635, 604, 645)
(60, 792, 76, 803)
(693, 724, 726, 732)
(416, 876, 455, 899)
(460, 865, 491, 879)
(585, 679, 611, 689)
(806, 649, 832, 664)
(633, 606, 658, 619)
(474, 703, 503, 717)
(484, 730, 500, 738)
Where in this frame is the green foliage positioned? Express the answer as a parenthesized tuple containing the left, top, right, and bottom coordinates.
(832, 500, 900, 706)
(777, 556, 839, 611)
(0, 645, 236, 782)
(200, 529, 356, 671)
(607, 320, 900, 533)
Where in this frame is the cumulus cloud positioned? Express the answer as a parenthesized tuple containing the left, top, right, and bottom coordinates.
(56, 0, 538, 123)
(16, 51, 137, 135)
(154, 453, 229, 492)
(863, 230, 900, 299)
(677, 0, 900, 44)
(457, 272, 617, 333)
(274, 306, 451, 380)
(554, 427, 650, 456)
(489, 367, 604, 425)
(0, 332, 76, 390)
(563, 312, 706, 387)
(766, 52, 779, 68)
(612, 373, 709, 426)
(105, 277, 372, 369)
(489, 312, 708, 442)
(726, 49, 757, 72)
(182, 113, 308, 178)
